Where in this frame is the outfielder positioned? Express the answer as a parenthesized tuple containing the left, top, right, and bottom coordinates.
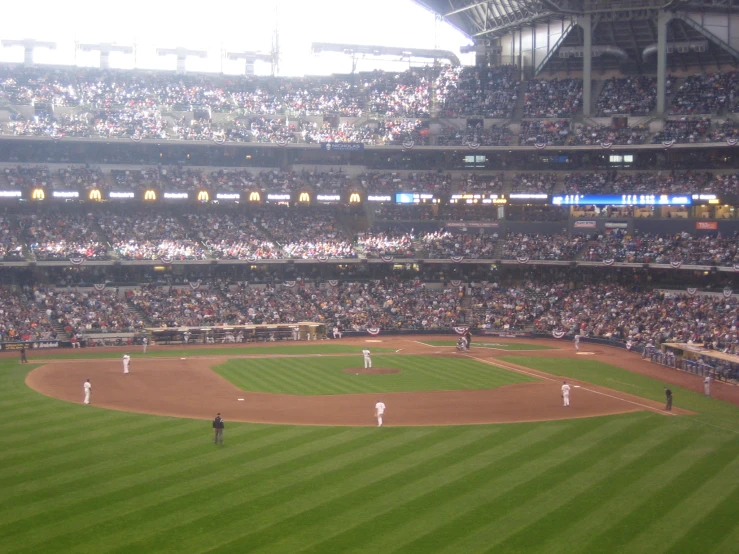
(362, 349, 372, 368)
(561, 381, 571, 407)
(574, 334, 580, 351)
(83, 379, 92, 405)
(375, 400, 386, 427)
(122, 353, 131, 374)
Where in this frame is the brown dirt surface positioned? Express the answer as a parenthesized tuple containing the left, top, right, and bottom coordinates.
(343, 368, 401, 375)
(23, 335, 722, 427)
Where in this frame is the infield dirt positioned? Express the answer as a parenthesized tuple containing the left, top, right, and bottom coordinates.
(24, 336, 711, 426)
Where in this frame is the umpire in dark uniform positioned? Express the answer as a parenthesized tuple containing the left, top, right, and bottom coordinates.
(213, 413, 225, 445)
(664, 387, 673, 411)
(20, 345, 28, 363)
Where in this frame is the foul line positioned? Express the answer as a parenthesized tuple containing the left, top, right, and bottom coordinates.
(464, 353, 675, 416)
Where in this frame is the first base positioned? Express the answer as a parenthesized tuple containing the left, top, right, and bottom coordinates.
(238, 398, 245, 401)
(180, 357, 186, 360)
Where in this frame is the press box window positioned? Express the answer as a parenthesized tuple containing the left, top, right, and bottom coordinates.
(464, 155, 486, 168)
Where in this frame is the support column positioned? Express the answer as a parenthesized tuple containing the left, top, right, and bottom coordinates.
(657, 10, 671, 114)
(581, 14, 592, 117)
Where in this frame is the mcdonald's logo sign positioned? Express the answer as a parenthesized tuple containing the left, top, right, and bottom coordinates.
(349, 192, 362, 204)
(299, 192, 311, 203)
(197, 190, 210, 203)
(249, 191, 261, 202)
(144, 190, 157, 201)
(88, 189, 102, 201)
(31, 188, 45, 201)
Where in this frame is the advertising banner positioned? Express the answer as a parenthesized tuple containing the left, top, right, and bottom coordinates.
(320, 142, 364, 152)
(696, 221, 718, 230)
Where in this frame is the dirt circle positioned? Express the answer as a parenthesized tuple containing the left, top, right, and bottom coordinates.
(343, 367, 401, 375)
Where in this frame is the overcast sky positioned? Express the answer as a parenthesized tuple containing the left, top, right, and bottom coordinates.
(0, 0, 474, 75)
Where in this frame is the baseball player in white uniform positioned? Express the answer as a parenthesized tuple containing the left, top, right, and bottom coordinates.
(375, 400, 386, 427)
(704, 375, 711, 397)
(122, 353, 131, 374)
(333, 326, 342, 339)
(362, 349, 372, 368)
(561, 381, 571, 407)
(83, 379, 92, 405)
(142, 337, 148, 353)
(574, 334, 580, 351)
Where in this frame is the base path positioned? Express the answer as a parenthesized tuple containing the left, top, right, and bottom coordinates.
(25, 336, 691, 426)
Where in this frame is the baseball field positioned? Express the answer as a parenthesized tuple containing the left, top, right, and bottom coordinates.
(3, 336, 739, 553)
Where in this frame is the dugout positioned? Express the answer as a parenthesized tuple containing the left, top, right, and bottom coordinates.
(148, 323, 326, 345)
(662, 343, 739, 382)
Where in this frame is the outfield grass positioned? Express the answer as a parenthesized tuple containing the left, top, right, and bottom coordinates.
(420, 340, 555, 351)
(27, 343, 395, 361)
(214, 355, 537, 395)
(3, 351, 739, 553)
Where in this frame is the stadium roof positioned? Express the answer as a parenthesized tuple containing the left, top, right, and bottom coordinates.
(418, 0, 739, 72)
(419, 1, 739, 39)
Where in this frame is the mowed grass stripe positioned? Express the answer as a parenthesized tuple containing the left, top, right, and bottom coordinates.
(613, 453, 739, 554)
(389, 414, 670, 553)
(100, 427, 472, 553)
(2, 420, 282, 510)
(3, 425, 298, 522)
(57, 428, 449, 554)
(581, 435, 739, 554)
(367, 415, 667, 554)
(2, 426, 350, 549)
(253, 421, 582, 554)
(216, 355, 536, 395)
(253, 416, 644, 554)
(0, 416, 177, 476)
(540, 425, 736, 554)
(146, 423, 571, 554)
(476, 423, 707, 553)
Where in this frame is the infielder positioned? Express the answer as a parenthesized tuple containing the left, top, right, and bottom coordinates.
(375, 400, 386, 427)
(574, 334, 580, 351)
(122, 352, 131, 374)
(362, 349, 372, 368)
(142, 336, 148, 353)
(561, 381, 571, 407)
(704, 375, 711, 397)
(83, 379, 92, 405)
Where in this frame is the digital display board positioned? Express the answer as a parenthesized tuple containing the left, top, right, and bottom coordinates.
(316, 194, 342, 203)
(450, 193, 506, 204)
(552, 194, 691, 206)
(691, 193, 720, 205)
(53, 191, 80, 199)
(367, 194, 392, 202)
(508, 193, 550, 204)
(395, 192, 436, 204)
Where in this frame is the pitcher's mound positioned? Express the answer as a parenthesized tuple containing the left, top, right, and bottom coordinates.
(343, 368, 401, 375)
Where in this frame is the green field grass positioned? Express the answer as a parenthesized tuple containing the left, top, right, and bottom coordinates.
(420, 340, 555, 351)
(3, 349, 739, 553)
(214, 355, 537, 395)
(27, 343, 395, 361)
